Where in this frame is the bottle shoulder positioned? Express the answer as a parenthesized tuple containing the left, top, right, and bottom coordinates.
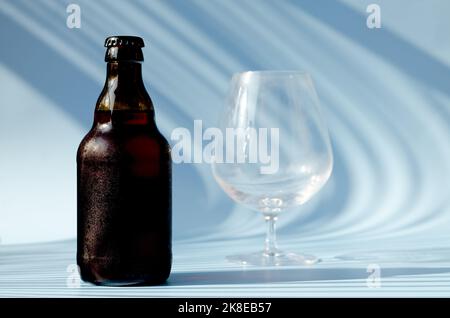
(77, 124, 170, 163)
(77, 127, 115, 163)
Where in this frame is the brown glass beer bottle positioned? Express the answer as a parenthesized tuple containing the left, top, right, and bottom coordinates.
(77, 36, 171, 286)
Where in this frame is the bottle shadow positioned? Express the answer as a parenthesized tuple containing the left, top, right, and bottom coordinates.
(167, 266, 450, 286)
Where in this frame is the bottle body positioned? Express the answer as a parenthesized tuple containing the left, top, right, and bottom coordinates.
(77, 36, 171, 286)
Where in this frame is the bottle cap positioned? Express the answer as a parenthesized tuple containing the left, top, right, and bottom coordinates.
(104, 36, 145, 62)
(104, 36, 145, 48)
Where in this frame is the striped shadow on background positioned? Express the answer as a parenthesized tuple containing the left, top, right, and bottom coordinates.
(0, 0, 449, 296)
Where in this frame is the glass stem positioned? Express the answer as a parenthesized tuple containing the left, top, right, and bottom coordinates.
(264, 214, 279, 256)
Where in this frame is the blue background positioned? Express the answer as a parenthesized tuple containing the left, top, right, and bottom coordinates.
(0, 0, 450, 297)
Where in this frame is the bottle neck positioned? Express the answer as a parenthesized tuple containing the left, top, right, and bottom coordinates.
(106, 61, 144, 86)
(96, 61, 154, 113)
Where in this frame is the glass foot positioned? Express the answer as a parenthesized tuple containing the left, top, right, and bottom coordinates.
(227, 250, 321, 266)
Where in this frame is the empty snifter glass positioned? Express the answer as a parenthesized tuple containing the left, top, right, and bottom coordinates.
(212, 71, 333, 266)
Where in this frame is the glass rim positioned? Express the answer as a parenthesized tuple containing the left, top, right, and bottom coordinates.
(233, 70, 312, 78)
